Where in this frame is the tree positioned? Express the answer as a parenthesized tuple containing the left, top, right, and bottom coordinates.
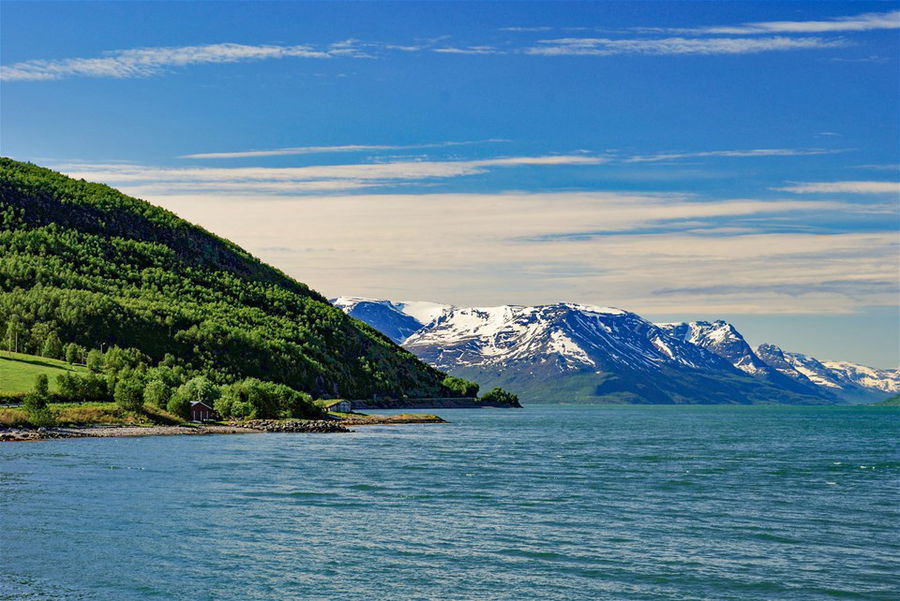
(86, 349, 104, 372)
(33, 373, 50, 399)
(64, 342, 81, 365)
(143, 379, 171, 409)
(41, 332, 63, 359)
(442, 376, 479, 398)
(168, 376, 219, 420)
(23, 374, 55, 427)
(30, 322, 55, 355)
(114, 377, 145, 412)
(479, 387, 520, 407)
(4, 317, 24, 353)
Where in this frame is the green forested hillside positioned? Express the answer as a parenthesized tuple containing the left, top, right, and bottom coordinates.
(0, 158, 455, 402)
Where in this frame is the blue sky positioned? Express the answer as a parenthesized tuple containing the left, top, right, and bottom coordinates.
(1, 1, 898, 367)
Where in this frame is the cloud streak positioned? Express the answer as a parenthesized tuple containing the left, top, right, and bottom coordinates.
(526, 36, 845, 56)
(2, 22, 865, 82)
(624, 148, 843, 163)
(775, 181, 900, 194)
(179, 139, 508, 159)
(684, 10, 900, 35)
(54, 155, 609, 193)
(0, 41, 369, 81)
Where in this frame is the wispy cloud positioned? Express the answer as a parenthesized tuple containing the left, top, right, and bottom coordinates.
(2, 20, 865, 83)
(624, 148, 843, 163)
(179, 139, 508, 160)
(681, 10, 900, 35)
(775, 181, 900, 194)
(499, 26, 555, 33)
(53, 155, 608, 194)
(526, 36, 845, 56)
(0, 41, 369, 82)
(432, 46, 502, 55)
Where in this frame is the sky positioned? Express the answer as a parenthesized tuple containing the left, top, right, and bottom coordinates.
(1, 1, 898, 367)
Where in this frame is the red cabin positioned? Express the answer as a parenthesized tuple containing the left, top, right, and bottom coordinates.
(190, 401, 218, 422)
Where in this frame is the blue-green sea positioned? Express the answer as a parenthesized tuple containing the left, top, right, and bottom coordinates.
(1, 405, 898, 600)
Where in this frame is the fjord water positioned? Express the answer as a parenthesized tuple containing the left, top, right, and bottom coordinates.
(1, 406, 897, 601)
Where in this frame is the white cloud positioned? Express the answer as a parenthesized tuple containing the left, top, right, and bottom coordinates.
(179, 139, 508, 159)
(0, 41, 369, 82)
(526, 36, 845, 56)
(775, 181, 900, 194)
(688, 10, 900, 35)
(625, 148, 842, 163)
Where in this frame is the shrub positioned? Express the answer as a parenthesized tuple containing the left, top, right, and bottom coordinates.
(442, 376, 480, 398)
(86, 349, 104, 373)
(166, 395, 191, 420)
(41, 332, 63, 359)
(216, 378, 321, 419)
(57, 372, 109, 402)
(23, 374, 55, 427)
(479, 387, 520, 406)
(64, 342, 82, 365)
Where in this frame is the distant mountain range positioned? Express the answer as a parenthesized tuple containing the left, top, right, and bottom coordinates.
(332, 297, 899, 404)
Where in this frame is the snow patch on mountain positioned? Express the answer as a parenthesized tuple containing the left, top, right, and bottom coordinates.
(657, 320, 771, 376)
(405, 303, 729, 374)
(821, 361, 900, 393)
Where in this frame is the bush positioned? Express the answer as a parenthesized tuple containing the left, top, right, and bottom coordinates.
(57, 372, 108, 402)
(64, 342, 82, 365)
(23, 374, 55, 427)
(41, 332, 63, 359)
(216, 378, 321, 420)
(167, 376, 219, 420)
(114, 377, 145, 412)
(166, 395, 191, 420)
(86, 349, 104, 372)
(479, 387, 520, 406)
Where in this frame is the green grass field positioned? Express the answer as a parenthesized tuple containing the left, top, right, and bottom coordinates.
(0, 351, 87, 395)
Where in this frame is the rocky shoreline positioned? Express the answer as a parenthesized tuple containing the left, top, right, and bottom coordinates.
(0, 413, 447, 442)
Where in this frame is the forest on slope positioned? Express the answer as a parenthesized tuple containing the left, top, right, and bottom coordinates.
(0, 158, 461, 407)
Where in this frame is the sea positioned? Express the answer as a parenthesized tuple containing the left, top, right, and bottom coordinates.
(1, 404, 898, 601)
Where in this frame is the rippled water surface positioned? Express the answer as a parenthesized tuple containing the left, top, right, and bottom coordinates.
(2, 405, 898, 600)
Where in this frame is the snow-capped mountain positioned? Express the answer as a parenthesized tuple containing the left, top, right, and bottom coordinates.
(331, 297, 447, 344)
(332, 297, 896, 404)
(656, 321, 825, 396)
(821, 361, 900, 394)
(756, 343, 900, 398)
(404, 304, 732, 373)
(656, 320, 772, 376)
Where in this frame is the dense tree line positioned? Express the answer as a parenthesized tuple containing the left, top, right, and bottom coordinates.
(0, 158, 480, 401)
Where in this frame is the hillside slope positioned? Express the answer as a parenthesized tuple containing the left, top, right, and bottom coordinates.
(0, 158, 453, 399)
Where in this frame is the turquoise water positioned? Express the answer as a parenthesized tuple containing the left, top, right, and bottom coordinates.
(1, 405, 898, 600)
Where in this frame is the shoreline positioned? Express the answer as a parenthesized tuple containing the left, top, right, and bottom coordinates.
(0, 414, 448, 442)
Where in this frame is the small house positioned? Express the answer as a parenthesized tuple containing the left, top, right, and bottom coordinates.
(323, 399, 352, 413)
(190, 401, 218, 422)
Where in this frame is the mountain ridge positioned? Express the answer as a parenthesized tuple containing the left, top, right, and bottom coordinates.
(332, 296, 897, 404)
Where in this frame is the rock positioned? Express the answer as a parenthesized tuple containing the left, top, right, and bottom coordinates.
(227, 419, 350, 433)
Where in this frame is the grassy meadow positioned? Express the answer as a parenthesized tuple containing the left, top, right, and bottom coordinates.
(0, 351, 87, 395)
